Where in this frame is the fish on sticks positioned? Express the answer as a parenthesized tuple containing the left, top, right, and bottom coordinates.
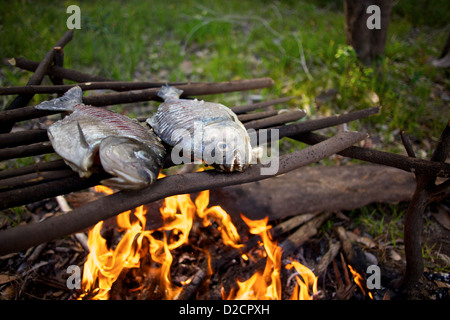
(35, 86, 166, 190)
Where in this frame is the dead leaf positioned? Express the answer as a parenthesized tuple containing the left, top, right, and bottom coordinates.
(0, 284, 16, 300)
(0, 274, 17, 285)
(390, 249, 402, 261)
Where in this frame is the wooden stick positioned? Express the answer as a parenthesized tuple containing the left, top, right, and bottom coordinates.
(175, 267, 206, 300)
(0, 159, 67, 180)
(0, 142, 54, 161)
(399, 120, 450, 290)
(335, 226, 354, 265)
(315, 241, 341, 277)
(0, 78, 275, 124)
(4, 56, 113, 83)
(0, 169, 76, 190)
(82, 78, 275, 106)
(293, 132, 450, 178)
(0, 81, 190, 95)
(279, 212, 333, 255)
(0, 129, 48, 148)
(2, 31, 74, 133)
(231, 96, 295, 114)
(0, 131, 368, 254)
(237, 110, 278, 122)
(277, 106, 382, 139)
(244, 110, 306, 130)
(49, 47, 65, 86)
(400, 130, 416, 158)
(0, 172, 110, 212)
(0, 105, 375, 157)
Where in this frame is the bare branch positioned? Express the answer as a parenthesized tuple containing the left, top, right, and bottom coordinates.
(293, 132, 450, 178)
(0, 81, 190, 95)
(0, 78, 275, 124)
(2, 31, 74, 133)
(4, 55, 112, 83)
(231, 96, 295, 114)
(400, 130, 416, 158)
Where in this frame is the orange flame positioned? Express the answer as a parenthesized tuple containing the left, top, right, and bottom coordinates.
(195, 190, 243, 249)
(285, 261, 318, 300)
(79, 173, 243, 300)
(348, 265, 373, 299)
(223, 215, 318, 300)
(223, 215, 282, 300)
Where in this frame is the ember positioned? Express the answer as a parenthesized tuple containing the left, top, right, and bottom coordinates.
(78, 177, 320, 300)
(223, 215, 318, 300)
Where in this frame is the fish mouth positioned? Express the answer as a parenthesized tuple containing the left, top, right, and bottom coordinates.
(103, 167, 156, 190)
(99, 136, 161, 190)
(213, 151, 247, 173)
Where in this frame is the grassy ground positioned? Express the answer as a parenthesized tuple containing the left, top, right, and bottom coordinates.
(1, 1, 449, 273)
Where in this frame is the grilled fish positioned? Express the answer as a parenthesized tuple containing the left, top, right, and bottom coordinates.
(147, 86, 254, 172)
(35, 86, 166, 190)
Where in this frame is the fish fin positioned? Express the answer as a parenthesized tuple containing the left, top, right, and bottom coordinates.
(76, 121, 90, 149)
(157, 85, 183, 101)
(145, 117, 155, 128)
(35, 86, 83, 112)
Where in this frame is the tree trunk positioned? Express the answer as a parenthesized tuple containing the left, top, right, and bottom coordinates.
(344, 0, 393, 65)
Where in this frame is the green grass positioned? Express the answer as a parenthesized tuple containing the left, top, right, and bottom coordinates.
(349, 203, 406, 247)
(0, 0, 448, 151)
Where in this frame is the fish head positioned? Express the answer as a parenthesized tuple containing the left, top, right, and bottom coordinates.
(99, 136, 163, 190)
(202, 122, 252, 172)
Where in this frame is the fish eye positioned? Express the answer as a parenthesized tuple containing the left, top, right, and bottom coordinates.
(136, 150, 150, 160)
(217, 142, 227, 150)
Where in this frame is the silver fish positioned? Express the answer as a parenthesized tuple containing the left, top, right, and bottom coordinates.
(147, 86, 253, 172)
(35, 86, 166, 190)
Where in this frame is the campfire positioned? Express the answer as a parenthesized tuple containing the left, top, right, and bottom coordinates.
(77, 179, 321, 300)
(1, 30, 449, 300)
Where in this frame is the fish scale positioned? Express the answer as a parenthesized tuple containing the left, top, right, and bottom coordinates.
(147, 85, 254, 172)
(35, 86, 166, 190)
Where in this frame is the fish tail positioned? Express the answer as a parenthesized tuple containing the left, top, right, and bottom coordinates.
(35, 86, 83, 111)
(157, 85, 183, 101)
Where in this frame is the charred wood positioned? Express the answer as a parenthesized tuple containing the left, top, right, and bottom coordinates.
(315, 241, 341, 277)
(279, 212, 333, 255)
